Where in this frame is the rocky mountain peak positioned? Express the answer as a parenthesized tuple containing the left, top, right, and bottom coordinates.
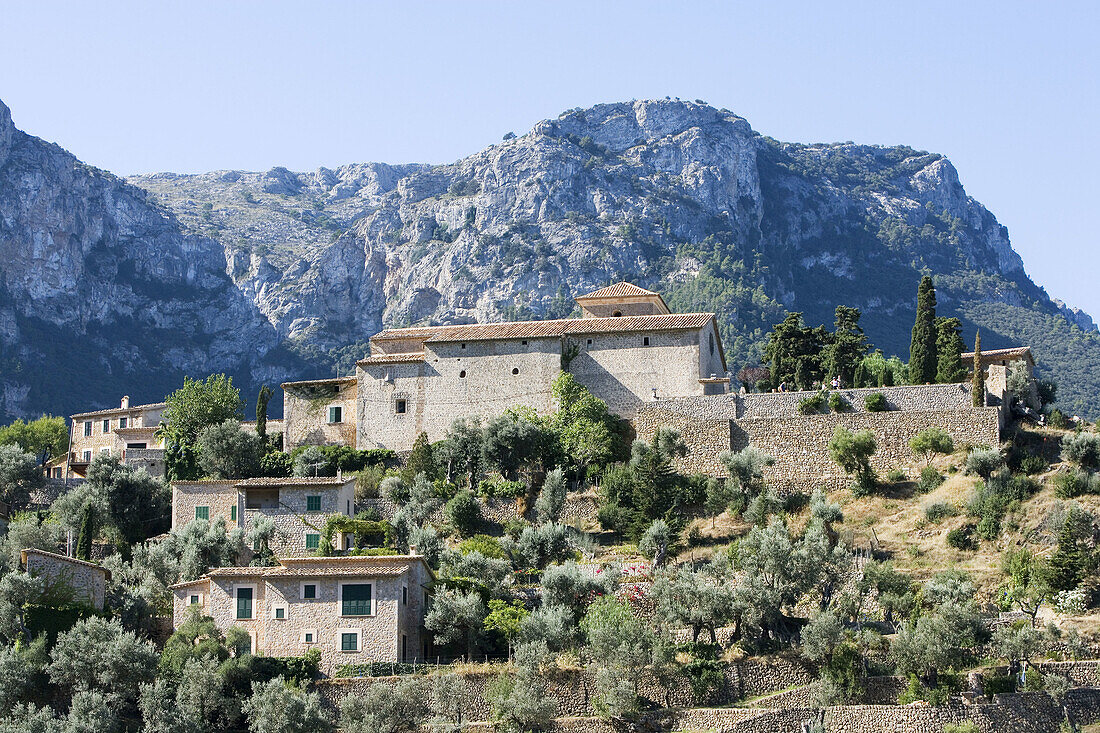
(0, 98, 15, 169)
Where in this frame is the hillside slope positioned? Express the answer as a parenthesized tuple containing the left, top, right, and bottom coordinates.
(1, 98, 1097, 419)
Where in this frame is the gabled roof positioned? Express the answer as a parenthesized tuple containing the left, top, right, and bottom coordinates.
(234, 477, 354, 489)
(168, 554, 435, 588)
(961, 346, 1033, 364)
(368, 313, 717, 345)
(21, 548, 111, 580)
(71, 402, 166, 419)
(575, 282, 661, 300)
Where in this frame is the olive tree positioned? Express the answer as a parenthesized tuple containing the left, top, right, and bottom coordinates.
(243, 677, 332, 733)
(48, 617, 159, 712)
(909, 428, 954, 467)
(340, 677, 427, 733)
(828, 426, 877, 496)
(534, 468, 567, 524)
(197, 420, 263, 479)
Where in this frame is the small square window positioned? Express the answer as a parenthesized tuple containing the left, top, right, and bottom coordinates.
(460, 343, 466, 349)
(302, 583, 317, 600)
(118, 417, 128, 429)
(195, 506, 209, 521)
(273, 605, 286, 620)
(395, 399, 407, 415)
(328, 405, 342, 424)
(304, 631, 315, 644)
(521, 340, 528, 345)
(189, 594, 200, 605)
(341, 632, 359, 652)
(586, 339, 593, 346)
(306, 495, 322, 512)
(305, 533, 321, 550)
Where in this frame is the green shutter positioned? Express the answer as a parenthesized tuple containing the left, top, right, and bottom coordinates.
(328, 406, 342, 423)
(341, 632, 358, 651)
(195, 506, 209, 521)
(236, 587, 253, 620)
(231, 505, 237, 522)
(341, 584, 372, 616)
(303, 584, 317, 599)
(305, 533, 320, 550)
(306, 495, 322, 512)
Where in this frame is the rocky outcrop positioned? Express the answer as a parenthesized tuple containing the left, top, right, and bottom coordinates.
(3, 97, 1099, 420)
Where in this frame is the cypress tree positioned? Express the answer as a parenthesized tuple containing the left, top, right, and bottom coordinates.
(972, 331, 985, 406)
(907, 275, 938, 384)
(75, 502, 94, 561)
(256, 385, 273, 443)
(935, 317, 967, 383)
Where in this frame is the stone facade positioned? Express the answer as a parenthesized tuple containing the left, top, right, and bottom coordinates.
(21, 548, 109, 610)
(66, 396, 166, 478)
(282, 377, 358, 451)
(171, 480, 240, 530)
(635, 383, 1002, 491)
(236, 477, 356, 558)
(170, 555, 433, 675)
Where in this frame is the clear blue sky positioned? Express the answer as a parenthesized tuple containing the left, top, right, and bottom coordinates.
(2, 1, 1097, 317)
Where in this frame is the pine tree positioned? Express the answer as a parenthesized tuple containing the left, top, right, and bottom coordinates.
(972, 331, 985, 407)
(75, 502, 95, 561)
(823, 306, 868, 386)
(935, 317, 967, 384)
(907, 276, 938, 384)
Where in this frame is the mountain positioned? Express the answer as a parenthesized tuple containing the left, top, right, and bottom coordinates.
(2, 97, 1099, 421)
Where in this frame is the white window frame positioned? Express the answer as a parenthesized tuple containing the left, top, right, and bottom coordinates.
(300, 581, 319, 600)
(338, 581, 374, 617)
(188, 592, 204, 606)
(271, 603, 289, 620)
(83, 421, 92, 437)
(234, 583, 257, 621)
(102, 419, 110, 433)
(327, 405, 343, 424)
(82, 450, 92, 462)
(337, 627, 361, 653)
(300, 628, 318, 644)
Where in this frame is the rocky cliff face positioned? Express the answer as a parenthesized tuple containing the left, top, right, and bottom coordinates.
(3, 97, 1099, 420)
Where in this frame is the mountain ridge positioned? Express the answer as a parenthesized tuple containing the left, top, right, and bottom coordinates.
(2, 97, 1098, 420)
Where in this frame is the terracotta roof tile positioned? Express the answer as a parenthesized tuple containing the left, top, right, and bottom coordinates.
(280, 376, 356, 388)
(575, 282, 660, 300)
(70, 402, 166, 419)
(21, 548, 111, 580)
(234, 477, 354, 489)
(356, 352, 426, 365)
(369, 313, 716, 345)
(961, 347, 1032, 360)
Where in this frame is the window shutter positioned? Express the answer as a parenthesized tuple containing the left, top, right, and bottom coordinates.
(236, 588, 253, 619)
(341, 584, 372, 616)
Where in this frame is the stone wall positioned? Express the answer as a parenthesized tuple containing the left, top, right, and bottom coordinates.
(283, 378, 358, 451)
(22, 549, 108, 610)
(171, 480, 239, 530)
(239, 481, 355, 558)
(635, 390, 1001, 491)
(1036, 660, 1100, 688)
(124, 448, 165, 478)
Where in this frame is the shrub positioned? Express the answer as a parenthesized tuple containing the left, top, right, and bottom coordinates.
(943, 723, 979, 733)
(917, 466, 944, 493)
(798, 393, 827, 415)
(864, 393, 888, 412)
(1053, 588, 1088, 615)
(909, 428, 954, 466)
(458, 534, 506, 559)
(925, 503, 958, 523)
(259, 451, 292, 478)
(947, 525, 978, 551)
(445, 491, 481, 537)
(1061, 431, 1100, 471)
(828, 392, 850, 413)
(1017, 454, 1047, 475)
(828, 426, 877, 496)
(1052, 470, 1100, 499)
(885, 468, 907, 483)
(965, 448, 1004, 479)
(477, 478, 527, 499)
(1046, 409, 1069, 429)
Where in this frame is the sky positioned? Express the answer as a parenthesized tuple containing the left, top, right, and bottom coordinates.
(1, 1, 1097, 317)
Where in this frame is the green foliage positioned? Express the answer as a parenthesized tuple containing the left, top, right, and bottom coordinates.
(822, 306, 869, 386)
(828, 391, 850, 412)
(652, 565, 735, 645)
(971, 332, 985, 407)
(0, 415, 68, 467)
(48, 616, 159, 711)
(908, 275, 938, 384)
(1053, 469, 1100, 499)
(935, 317, 967, 383)
(424, 589, 487, 659)
(340, 677, 427, 733)
(597, 429, 697, 540)
(828, 426, 877, 495)
(638, 519, 673, 567)
(965, 448, 1004, 480)
(404, 432, 436, 483)
(445, 490, 481, 537)
(197, 419, 263, 479)
(863, 392, 888, 412)
(458, 534, 506, 559)
(946, 525, 978, 551)
(885, 468, 907, 483)
(259, 451, 292, 478)
(288, 444, 394, 475)
(483, 599, 529, 645)
(482, 411, 552, 482)
(1043, 504, 1098, 591)
(504, 523, 572, 571)
(924, 502, 957, 523)
(1061, 431, 1100, 472)
(243, 677, 332, 733)
(909, 427, 954, 467)
(763, 312, 828, 390)
(0, 445, 45, 509)
(918, 466, 944, 493)
(534, 468, 567, 524)
(477, 477, 527, 499)
(798, 392, 827, 415)
(161, 374, 244, 445)
(549, 373, 623, 475)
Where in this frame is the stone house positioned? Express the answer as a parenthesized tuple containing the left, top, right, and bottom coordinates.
(65, 396, 166, 479)
(169, 555, 433, 674)
(283, 283, 728, 453)
(963, 345, 1039, 409)
(171, 480, 241, 531)
(21, 548, 110, 610)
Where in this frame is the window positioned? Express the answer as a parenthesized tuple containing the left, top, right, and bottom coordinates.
(236, 587, 253, 620)
(82, 450, 92, 462)
(340, 631, 360, 652)
(195, 506, 209, 521)
(511, 367, 519, 375)
(102, 419, 110, 433)
(458, 370, 466, 378)
(305, 632, 314, 643)
(189, 594, 201, 606)
(301, 629, 317, 644)
(341, 583, 372, 616)
(83, 421, 92, 437)
(395, 398, 407, 415)
(460, 343, 466, 349)
(306, 495, 322, 512)
(301, 583, 317, 600)
(272, 604, 287, 620)
(586, 339, 593, 346)
(100, 447, 111, 455)
(521, 340, 528, 345)
(402, 634, 408, 661)
(402, 586, 408, 606)
(710, 333, 716, 356)
(305, 533, 321, 550)
(612, 310, 622, 317)
(643, 336, 650, 346)
(346, 499, 352, 515)
(118, 417, 128, 429)
(327, 405, 342, 424)
(231, 505, 237, 522)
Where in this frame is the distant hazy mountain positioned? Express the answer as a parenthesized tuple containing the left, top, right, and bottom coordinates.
(2, 97, 1097, 420)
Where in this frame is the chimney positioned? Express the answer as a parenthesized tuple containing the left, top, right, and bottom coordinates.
(121, 395, 130, 409)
